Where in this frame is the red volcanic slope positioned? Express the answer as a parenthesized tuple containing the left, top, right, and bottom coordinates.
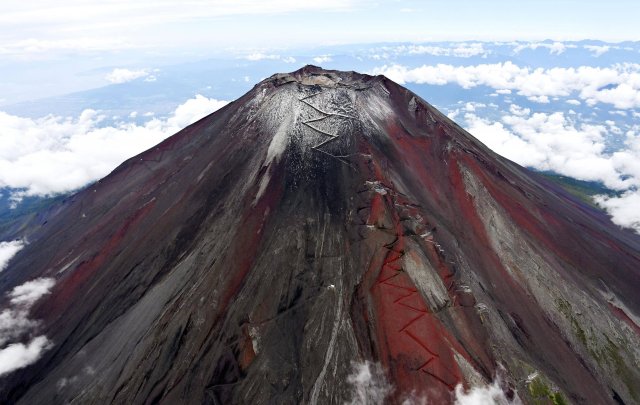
(1, 66, 639, 404)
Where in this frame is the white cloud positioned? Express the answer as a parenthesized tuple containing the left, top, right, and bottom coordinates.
(0, 240, 25, 272)
(0, 277, 57, 376)
(454, 380, 521, 405)
(0, 94, 228, 197)
(168, 94, 227, 128)
(343, 361, 521, 404)
(0, 278, 55, 347)
(610, 110, 627, 117)
(345, 361, 392, 405)
(464, 102, 486, 112)
(244, 53, 296, 63)
(527, 95, 550, 103)
(462, 108, 640, 233)
(584, 45, 611, 57)
(595, 191, 640, 231)
(245, 53, 281, 61)
(313, 55, 333, 64)
(566, 99, 581, 105)
(9, 278, 55, 306)
(105, 68, 151, 84)
(464, 113, 547, 169)
(594, 132, 640, 232)
(371, 62, 640, 109)
(450, 43, 488, 58)
(508, 104, 530, 116)
(395, 43, 488, 58)
(0, 307, 37, 347)
(0, 336, 52, 376)
(512, 41, 574, 55)
(469, 110, 631, 188)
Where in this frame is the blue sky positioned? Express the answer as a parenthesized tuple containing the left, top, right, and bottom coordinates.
(2, 0, 638, 103)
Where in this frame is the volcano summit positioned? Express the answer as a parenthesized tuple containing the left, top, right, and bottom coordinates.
(1, 66, 639, 404)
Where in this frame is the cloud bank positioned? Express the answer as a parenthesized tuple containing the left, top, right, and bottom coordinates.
(0, 94, 228, 197)
(450, 106, 640, 233)
(454, 380, 521, 405)
(584, 45, 611, 57)
(0, 277, 56, 377)
(372, 60, 640, 232)
(0, 240, 25, 272)
(9, 278, 56, 306)
(371, 62, 640, 109)
(345, 361, 392, 404)
(594, 191, 640, 232)
(0, 336, 52, 377)
(313, 55, 333, 64)
(375, 43, 490, 59)
(344, 361, 521, 404)
(244, 53, 296, 63)
(512, 41, 573, 55)
(105, 68, 154, 84)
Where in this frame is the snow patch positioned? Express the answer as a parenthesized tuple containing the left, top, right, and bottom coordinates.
(264, 109, 293, 166)
(360, 89, 393, 121)
(253, 171, 272, 205)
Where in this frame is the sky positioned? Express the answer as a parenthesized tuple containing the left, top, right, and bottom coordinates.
(1, 0, 639, 60)
(1, 0, 639, 103)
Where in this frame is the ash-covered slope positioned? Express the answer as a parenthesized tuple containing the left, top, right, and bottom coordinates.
(1, 66, 639, 404)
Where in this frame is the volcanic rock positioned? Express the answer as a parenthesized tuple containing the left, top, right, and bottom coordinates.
(1, 66, 639, 404)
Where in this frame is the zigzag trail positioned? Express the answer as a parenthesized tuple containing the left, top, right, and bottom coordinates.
(351, 145, 475, 400)
(298, 83, 469, 393)
(298, 88, 357, 165)
(373, 198, 460, 391)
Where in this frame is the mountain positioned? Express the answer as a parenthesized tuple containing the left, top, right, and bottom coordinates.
(1, 66, 639, 404)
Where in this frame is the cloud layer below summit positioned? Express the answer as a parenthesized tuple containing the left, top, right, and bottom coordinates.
(372, 63, 640, 109)
(0, 95, 227, 197)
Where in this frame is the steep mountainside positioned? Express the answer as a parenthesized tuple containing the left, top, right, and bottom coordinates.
(1, 66, 639, 404)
